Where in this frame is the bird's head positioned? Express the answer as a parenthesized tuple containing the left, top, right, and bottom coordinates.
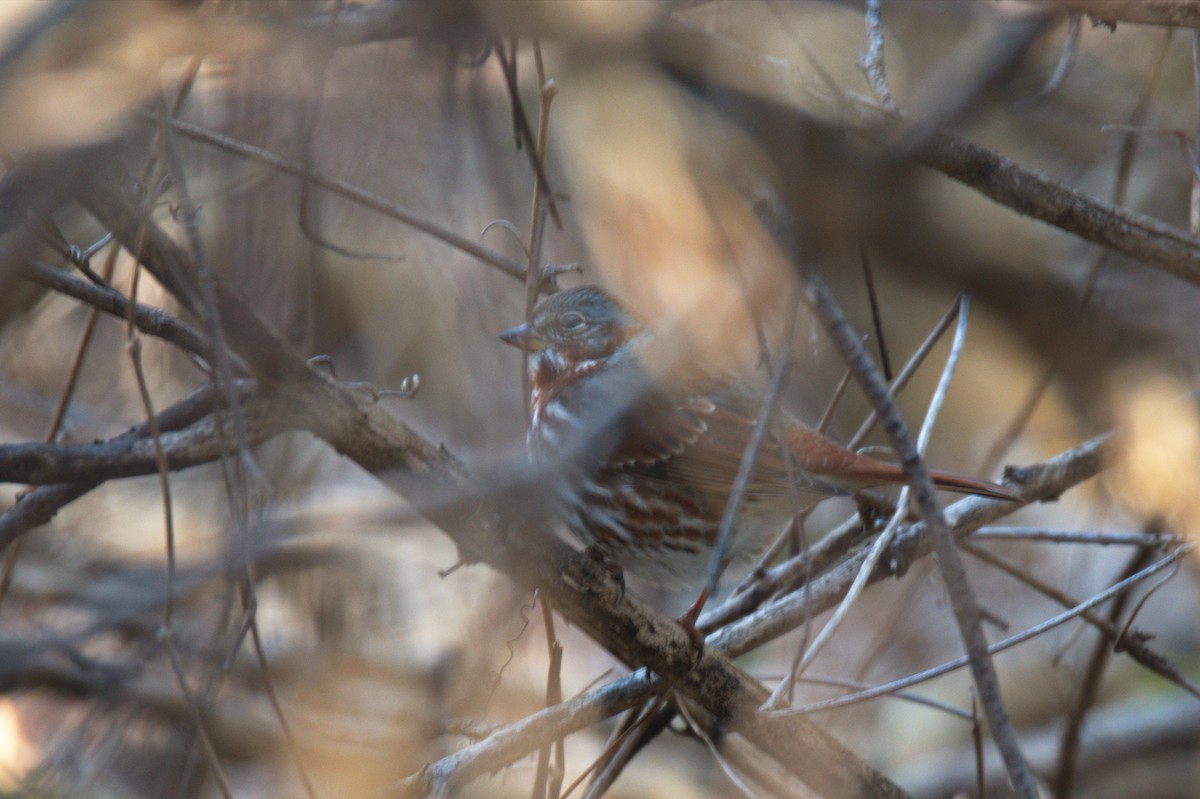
(499, 286, 644, 365)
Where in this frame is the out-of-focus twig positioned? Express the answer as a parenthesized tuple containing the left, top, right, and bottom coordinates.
(1013, 13, 1082, 109)
(773, 548, 1188, 716)
(18, 261, 234, 371)
(1025, 0, 1200, 29)
(857, 0, 894, 109)
(653, 18, 1200, 289)
(960, 541, 1200, 701)
(138, 114, 528, 284)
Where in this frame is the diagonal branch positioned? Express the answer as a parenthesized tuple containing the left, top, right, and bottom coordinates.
(0, 381, 247, 548)
(652, 17, 1200, 290)
(18, 261, 239, 372)
(1027, 1, 1200, 29)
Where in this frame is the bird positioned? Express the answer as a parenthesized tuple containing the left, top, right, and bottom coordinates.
(499, 285, 1019, 592)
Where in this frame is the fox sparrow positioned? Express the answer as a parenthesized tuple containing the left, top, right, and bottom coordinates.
(500, 286, 1017, 589)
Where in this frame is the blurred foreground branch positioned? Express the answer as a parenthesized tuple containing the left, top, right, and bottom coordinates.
(5, 229, 1138, 795)
(4, 162, 910, 799)
(653, 16, 1200, 289)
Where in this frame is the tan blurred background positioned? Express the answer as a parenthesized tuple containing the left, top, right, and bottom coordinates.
(0, 1, 1198, 797)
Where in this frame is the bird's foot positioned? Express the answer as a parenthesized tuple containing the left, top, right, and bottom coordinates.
(853, 490, 898, 528)
(585, 546, 625, 603)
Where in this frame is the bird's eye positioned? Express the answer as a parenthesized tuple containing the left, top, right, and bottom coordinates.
(559, 311, 586, 332)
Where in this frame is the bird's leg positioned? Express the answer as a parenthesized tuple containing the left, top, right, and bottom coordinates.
(852, 489, 895, 530)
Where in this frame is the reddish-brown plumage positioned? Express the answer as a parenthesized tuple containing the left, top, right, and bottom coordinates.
(501, 286, 1018, 587)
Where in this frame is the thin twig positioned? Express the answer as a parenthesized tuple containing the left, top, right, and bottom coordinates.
(249, 617, 320, 799)
(521, 42, 557, 427)
(159, 102, 260, 524)
(858, 244, 892, 381)
(494, 38, 563, 228)
(532, 597, 564, 799)
(857, 0, 894, 109)
(0, 379, 252, 548)
(959, 541, 1200, 700)
(577, 699, 672, 799)
(125, 240, 234, 796)
(0, 243, 119, 606)
(0, 392, 291, 487)
(764, 295, 972, 708)
(772, 548, 1190, 716)
(849, 294, 963, 449)
(18, 261, 232, 371)
(704, 293, 801, 598)
(675, 694, 760, 798)
(971, 527, 1175, 547)
(1051, 544, 1156, 799)
(814, 366, 855, 435)
(794, 266, 1037, 796)
(971, 691, 985, 799)
(1114, 557, 1182, 648)
(294, 15, 409, 264)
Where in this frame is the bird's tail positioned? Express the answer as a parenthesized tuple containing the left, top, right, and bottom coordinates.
(835, 460, 1021, 501)
(927, 470, 1021, 501)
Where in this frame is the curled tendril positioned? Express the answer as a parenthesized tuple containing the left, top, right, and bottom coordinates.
(480, 218, 529, 259)
(376, 374, 421, 400)
(306, 357, 419, 401)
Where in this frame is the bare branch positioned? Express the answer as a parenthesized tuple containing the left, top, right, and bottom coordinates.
(960, 541, 1200, 701)
(907, 122, 1200, 288)
(0, 391, 286, 486)
(1025, 0, 1200, 29)
(709, 433, 1110, 657)
(18, 261, 233, 371)
(776, 549, 1188, 716)
(653, 18, 1200, 290)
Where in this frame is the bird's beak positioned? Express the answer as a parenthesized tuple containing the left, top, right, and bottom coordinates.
(499, 322, 545, 352)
